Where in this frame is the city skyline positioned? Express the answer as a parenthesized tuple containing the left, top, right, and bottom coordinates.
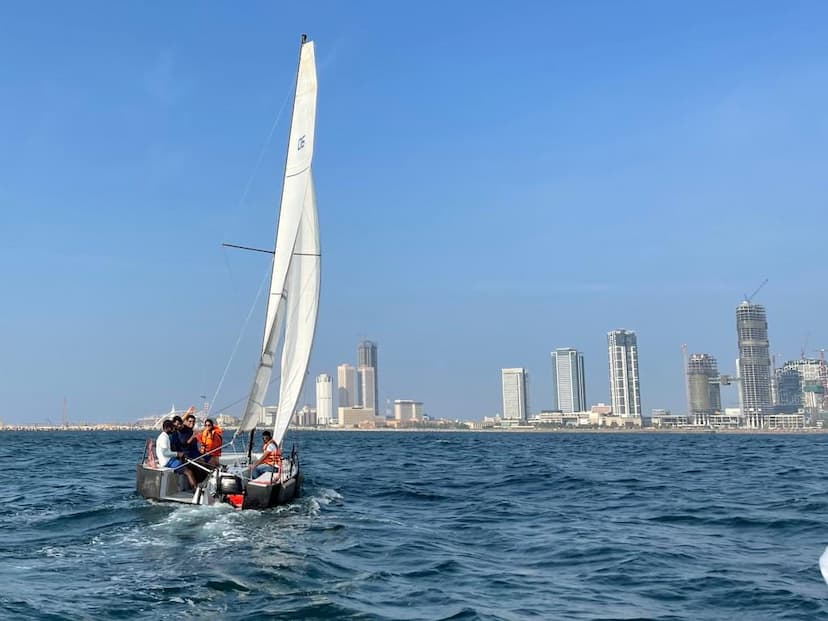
(319, 296, 821, 426)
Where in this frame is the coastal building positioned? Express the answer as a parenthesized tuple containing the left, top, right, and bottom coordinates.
(607, 330, 641, 417)
(736, 301, 773, 423)
(217, 413, 241, 428)
(775, 366, 802, 412)
(394, 399, 423, 422)
(501, 368, 530, 422)
(530, 409, 641, 427)
(764, 412, 805, 429)
(338, 406, 375, 427)
(337, 364, 357, 408)
(687, 353, 721, 415)
(358, 365, 377, 411)
(357, 340, 379, 413)
(295, 405, 317, 427)
(262, 406, 277, 427)
(315, 374, 333, 425)
(551, 348, 586, 413)
(651, 408, 744, 429)
(779, 358, 826, 411)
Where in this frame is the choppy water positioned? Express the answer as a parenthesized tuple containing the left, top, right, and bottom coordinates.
(3, 430, 828, 620)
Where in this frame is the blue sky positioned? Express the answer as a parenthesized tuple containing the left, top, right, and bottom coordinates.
(2, 2, 827, 424)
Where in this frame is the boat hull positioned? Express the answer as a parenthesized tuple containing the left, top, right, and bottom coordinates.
(135, 464, 302, 509)
(243, 472, 303, 509)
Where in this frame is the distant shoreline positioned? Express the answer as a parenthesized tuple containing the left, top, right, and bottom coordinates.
(1, 425, 826, 435)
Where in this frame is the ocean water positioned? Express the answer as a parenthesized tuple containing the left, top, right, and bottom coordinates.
(2, 430, 828, 620)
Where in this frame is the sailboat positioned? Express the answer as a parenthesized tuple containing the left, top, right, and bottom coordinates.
(136, 34, 320, 509)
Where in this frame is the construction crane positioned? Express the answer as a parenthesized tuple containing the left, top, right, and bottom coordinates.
(799, 332, 811, 360)
(744, 278, 768, 303)
(818, 349, 828, 411)
(717, 374, 741, 388)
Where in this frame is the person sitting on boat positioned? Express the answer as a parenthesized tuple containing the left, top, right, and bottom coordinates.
(249, 430, 282, 479)
(179, 412, 208, 487)
(199, 418, 222, 466)
(180, 413, 202, 461)
(170, 415, 185, 457)
(156, 420, 183, 469)
(167, 415, 198, 489)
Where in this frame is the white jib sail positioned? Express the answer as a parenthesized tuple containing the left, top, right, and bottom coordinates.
(273, 177, 320, 445)
(236, 38, 318, 437)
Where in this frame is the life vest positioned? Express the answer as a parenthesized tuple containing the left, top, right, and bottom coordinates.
(263, 441, 282, 467)
(201, 427, 223, 457)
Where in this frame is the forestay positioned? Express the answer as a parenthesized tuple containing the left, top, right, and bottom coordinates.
(236, 38, 320, 444)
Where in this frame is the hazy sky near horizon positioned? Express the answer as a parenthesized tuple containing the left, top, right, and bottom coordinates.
(2, 2, 828, 424)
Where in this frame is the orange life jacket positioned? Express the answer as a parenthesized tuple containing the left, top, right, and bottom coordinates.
(263, 441, 282, 467)
(201, 427, 223, 457)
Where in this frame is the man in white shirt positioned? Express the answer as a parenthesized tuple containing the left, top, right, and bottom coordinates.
(156, 420, 183, 469)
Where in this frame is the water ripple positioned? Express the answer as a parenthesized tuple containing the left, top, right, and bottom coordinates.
(3, 430, 828, 619)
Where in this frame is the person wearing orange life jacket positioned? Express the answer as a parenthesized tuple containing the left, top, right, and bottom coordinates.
(250, 430, 282, 479)
(199, 418, 223, 467)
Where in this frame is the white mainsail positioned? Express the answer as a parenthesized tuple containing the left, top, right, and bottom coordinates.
(236, 37, 319, 444)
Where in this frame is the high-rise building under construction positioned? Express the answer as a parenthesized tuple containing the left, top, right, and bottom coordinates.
(687, 353, 721, 415)
(736, 301, 772, 420)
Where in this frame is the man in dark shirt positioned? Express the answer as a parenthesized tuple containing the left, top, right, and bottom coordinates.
(180, 412, 208, 486)
(170, 415, 197, 489)
(180, 413, 202, 460)
(170, 415, 185, 456)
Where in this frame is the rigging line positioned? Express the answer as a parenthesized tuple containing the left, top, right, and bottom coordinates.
(213, 372, 282, 415)
(236, 88, 293, 215)
(217, 84, 292, 289)
(210, 264, 271, 415)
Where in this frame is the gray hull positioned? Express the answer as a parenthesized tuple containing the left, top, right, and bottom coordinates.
(136, 463, 302, 509)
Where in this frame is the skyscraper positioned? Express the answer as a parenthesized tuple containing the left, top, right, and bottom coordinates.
(687, 353, 721, 415)
(316, 373, 333, 425)
(358, 365, 377, 413)
(357, 340, 378, 413)
(607, 330, 641, 417)
(337, 364, 357, 408)
(501, 368, 529, 421)
(775, 366, 802, 412)
(551, 348, 586, 413)
(736, 301, 772, 419)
